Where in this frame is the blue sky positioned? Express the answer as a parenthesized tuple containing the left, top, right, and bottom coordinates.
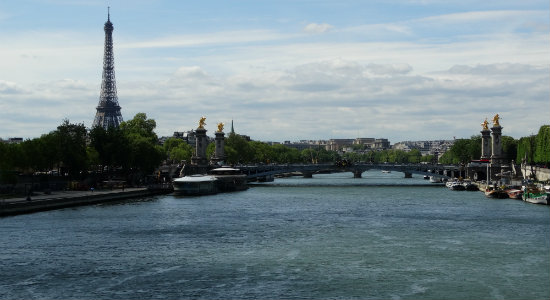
(0, 0, 548, 143)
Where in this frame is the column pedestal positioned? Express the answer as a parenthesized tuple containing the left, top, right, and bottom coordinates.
(191, 127, 208, 168)
(490, 126, 503, 164)
(211, 131, 226, 165)
(480, 129, 491, 160)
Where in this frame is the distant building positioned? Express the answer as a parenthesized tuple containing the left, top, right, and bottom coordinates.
(392, 140, 454, 156)
(352, 138, 390, 150)
(326, 139, 355, 151)
(159, 130, 197, 147)
(0, 137, 23, 144)
(282, 140, 327, 151)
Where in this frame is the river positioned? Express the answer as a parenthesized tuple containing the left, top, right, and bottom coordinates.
(1, 171, 549, 299)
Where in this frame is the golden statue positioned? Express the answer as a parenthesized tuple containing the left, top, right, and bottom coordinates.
(217, 122, 224, 132)
(481, 118, 489, 130)
(492, 114, 500, 127)
(198, 116, 206, 129)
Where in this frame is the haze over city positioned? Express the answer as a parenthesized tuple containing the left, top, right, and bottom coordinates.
(0, 0, 548, 142)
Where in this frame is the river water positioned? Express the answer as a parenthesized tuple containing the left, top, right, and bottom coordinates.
(1, 171, 549, 299)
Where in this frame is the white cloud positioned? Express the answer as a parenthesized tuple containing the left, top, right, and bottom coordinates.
(0, 4, 548, 142)
(418, 10, 545, 24)
(0, 80, 23, 94)
(121, 30, 294, 49)
(303, 23, 334, 34)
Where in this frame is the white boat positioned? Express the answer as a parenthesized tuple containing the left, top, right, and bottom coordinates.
(209, 167, 248, 192)
(522, 185, 548, 205)
(172, 175, 218, 195)
(448, 181, 466, 191)
(381, 170, 391, 174)
(429, 176, 443, 183)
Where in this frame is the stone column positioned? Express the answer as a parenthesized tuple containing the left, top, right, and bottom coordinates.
(490, 125, 503, 164)
(191, 127, 208, 166)
(211, 131, 226, 164)
(480, 129, 491, 160)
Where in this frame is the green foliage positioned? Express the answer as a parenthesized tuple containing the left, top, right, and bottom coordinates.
(271, 144, 301, 163)
(55, 119, 88, 177)
(501, 136, 517, 162)
(516, 125, 550, 165)
(420, 154, 435, 163)
(516, 135, 536, 164)
(225, 133, 253, 164)
(164, 137, 193, 163)
(119, 113, 164, 173)
(2, 116, 548, 188)
(439, 135, 485, 165)
(468, 135, 482, 160)
(438, 150, 458, 164)
(249, 141, 274, 163)
(89, 126, 130, 169)
(407, 149, 422, 163)
(206, 142, 215, 161)
(535, 125, 550, 164)
(128, 136, 164, 173)
(449, 139, 473, 164)
(120, 112, 158, 144)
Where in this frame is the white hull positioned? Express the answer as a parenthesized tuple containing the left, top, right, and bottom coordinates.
(429, 176, 442, 183)
(172, 175, 218, 195)
(523, 195, 548, 205)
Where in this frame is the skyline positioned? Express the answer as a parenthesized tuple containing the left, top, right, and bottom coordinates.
(0, 1, 548, 143)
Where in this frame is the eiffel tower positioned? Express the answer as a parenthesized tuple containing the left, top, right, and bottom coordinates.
(93, 8, 123, 129)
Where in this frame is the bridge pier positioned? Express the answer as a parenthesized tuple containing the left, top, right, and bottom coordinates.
(353, 170, 363, 178)
(404, 172, 412, 178)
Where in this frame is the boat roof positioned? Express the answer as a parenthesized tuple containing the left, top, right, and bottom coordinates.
(174, 175, 217, 182)
(211, 167, 240, 171)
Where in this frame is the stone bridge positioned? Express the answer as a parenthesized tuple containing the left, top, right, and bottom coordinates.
(239, 163, 462, 182)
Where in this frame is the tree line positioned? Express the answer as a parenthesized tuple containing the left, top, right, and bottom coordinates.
(0, 113, 164, 185)
(438, 125, 549, 166)
(170, 133, 435, 165)
(2, 113, 549, 186)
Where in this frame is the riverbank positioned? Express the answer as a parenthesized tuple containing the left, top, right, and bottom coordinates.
(0, 186, 172, 217)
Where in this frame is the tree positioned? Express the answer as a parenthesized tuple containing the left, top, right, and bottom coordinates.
(468, 135, 482, 160)
(270, 144, 300, 163)
(249, 141, 274, 164)
(517, 135, 536, 164)
(501, 136, 517, 161)
(438, 150, 457, 164)
(127, 136, 164, 174)
(89, 125, 130, 170)
(225, 133, 253, 164)
(119, 113, 164, 174)
(535, 125, 550, 164)
(450, 139, 473, 164)
(120, 112, 158, 144)
(55, 119, 88, 178)
(164, 137, 194, 163)
(407, 149, 422, 163)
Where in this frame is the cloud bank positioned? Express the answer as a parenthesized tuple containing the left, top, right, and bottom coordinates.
(0, 2, 548, 144)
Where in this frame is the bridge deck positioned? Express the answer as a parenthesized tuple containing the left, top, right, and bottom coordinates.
(238, 163, 457, 181)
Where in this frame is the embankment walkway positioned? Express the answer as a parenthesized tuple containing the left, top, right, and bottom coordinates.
(0, 187, 171, 217)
